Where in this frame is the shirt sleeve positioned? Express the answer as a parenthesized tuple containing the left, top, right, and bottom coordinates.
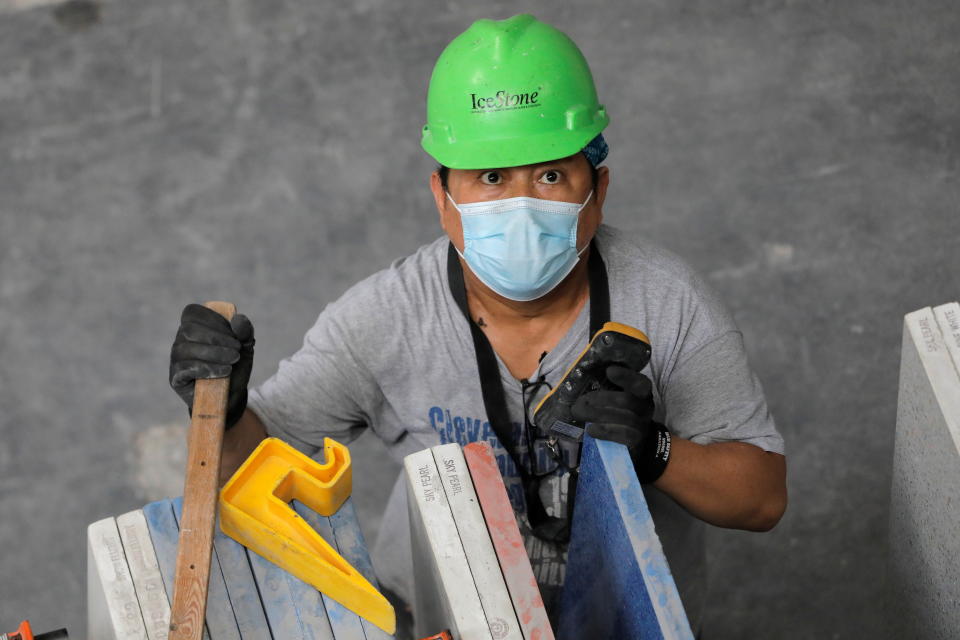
(661, 330, 785, 455)
(247, 301, 382, 456)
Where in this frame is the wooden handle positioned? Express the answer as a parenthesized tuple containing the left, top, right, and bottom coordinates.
(169, 301, 236, 640)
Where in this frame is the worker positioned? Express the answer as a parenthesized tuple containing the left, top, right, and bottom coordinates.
(168, 14, 786, 636)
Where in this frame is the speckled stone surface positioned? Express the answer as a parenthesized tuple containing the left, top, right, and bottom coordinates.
(887, 313, 960, 639)
(557, 436, 692, 640)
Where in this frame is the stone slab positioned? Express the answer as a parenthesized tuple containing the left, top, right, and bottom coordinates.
(433, 444, 522, 640)
(211, 515, 272, 639)
(87, 516, 149, 640)
(293, 500, 366, 640)
(171, 496, 241, 640)
(887, 308, 960, 639)
(463, 442, 553, 640)
(116, 509, 171, 640)
(556, 436, 692, 640)
(404, 448, 491, 640)
(328, 499, 396, 640)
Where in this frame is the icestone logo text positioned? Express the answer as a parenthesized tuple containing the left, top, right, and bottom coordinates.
(470, 89, 540, 111)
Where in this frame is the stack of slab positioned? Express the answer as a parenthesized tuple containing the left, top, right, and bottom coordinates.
(87, 495, 394, 640)
(405, 443, 550, 640)
(888, 303, 960, 638)
(406, 439, 692, 640)
(91, 436, 693, 639)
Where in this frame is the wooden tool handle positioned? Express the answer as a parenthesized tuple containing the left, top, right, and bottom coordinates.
(169, 301, 236, 640)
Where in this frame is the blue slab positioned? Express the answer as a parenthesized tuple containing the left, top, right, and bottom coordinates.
(247, 542, 319, 639)
(328, 500, 394, 640)
(292, 500, 366, 640)
(142, 499, 180, 604)
(172, 497, 242, 640)
(282, 555, 336, 640)
(139, 494, 389, 640)
(556, 436, 693, 640)
(142, 499, 212, 640)
(212, 516, 272, 638)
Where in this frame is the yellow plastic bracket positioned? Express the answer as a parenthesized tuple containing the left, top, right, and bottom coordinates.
(219, 437, 396, 634)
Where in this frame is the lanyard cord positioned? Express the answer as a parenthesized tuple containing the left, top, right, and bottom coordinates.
(445, 241, 610, 524)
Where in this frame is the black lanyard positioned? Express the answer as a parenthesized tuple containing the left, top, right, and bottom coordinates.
(445, 240, 610, 478)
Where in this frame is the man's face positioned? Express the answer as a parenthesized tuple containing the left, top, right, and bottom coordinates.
(430, 152, 610, 254)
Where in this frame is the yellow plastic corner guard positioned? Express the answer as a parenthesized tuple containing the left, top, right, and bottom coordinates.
(219, 437, 396, 635)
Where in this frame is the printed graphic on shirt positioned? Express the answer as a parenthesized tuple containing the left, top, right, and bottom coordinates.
(428, 405, 563, 510)
(429, 406, 524, 510)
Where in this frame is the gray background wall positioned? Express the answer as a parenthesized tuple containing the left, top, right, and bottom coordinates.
(1, 0, 958, 638)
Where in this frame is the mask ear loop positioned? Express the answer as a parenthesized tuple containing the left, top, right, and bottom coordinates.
(573, 189, 595, 254)
(445, 191, 462, 213)
(445, 191, 470, 260)
(577, 189, 594, 212)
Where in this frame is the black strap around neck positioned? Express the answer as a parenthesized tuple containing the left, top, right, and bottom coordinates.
(446, 241, 610, 470)
(586, 242, 610, 338)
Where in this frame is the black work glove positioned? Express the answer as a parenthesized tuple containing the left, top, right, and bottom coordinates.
(570, 364, 671, 484)
(169, 304, 254, 429)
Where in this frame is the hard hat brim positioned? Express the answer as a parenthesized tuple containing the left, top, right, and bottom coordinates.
(422, 116, 609, 170)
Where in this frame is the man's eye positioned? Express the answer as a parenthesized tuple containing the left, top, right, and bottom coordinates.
(480, 171, 501, 185)
(539, 170, 561, 184)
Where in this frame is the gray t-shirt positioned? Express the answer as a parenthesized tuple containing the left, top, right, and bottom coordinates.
(248, 224, 785, 631)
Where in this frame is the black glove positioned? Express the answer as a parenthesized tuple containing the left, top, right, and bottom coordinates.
(169, 304, 254, 429)
(570, 364, 671, 484)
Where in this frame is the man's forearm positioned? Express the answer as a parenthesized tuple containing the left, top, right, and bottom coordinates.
(653, 438, 787, 531)
(219, 408, 268, 485)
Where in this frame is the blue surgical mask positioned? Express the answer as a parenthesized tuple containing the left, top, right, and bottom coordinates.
(447, 190, 593, 302)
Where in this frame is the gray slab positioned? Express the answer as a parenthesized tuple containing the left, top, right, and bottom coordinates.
(405, 448, 490, 640)
(934, 303, 960, 373)
(87, 517, 149, 640)
(887, 309, 960, 639)
(116, 510, 171, 640)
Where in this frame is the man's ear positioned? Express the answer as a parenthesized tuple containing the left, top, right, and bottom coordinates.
(433, 170, 466, 251)
(595, 165, 610, 211)
(430, 170, 448, 231)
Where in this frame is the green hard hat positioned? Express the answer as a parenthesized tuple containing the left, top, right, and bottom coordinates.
(421, 14, 609, 170)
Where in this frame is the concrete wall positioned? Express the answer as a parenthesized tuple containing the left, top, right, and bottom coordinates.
(1, 0, 958, 637)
